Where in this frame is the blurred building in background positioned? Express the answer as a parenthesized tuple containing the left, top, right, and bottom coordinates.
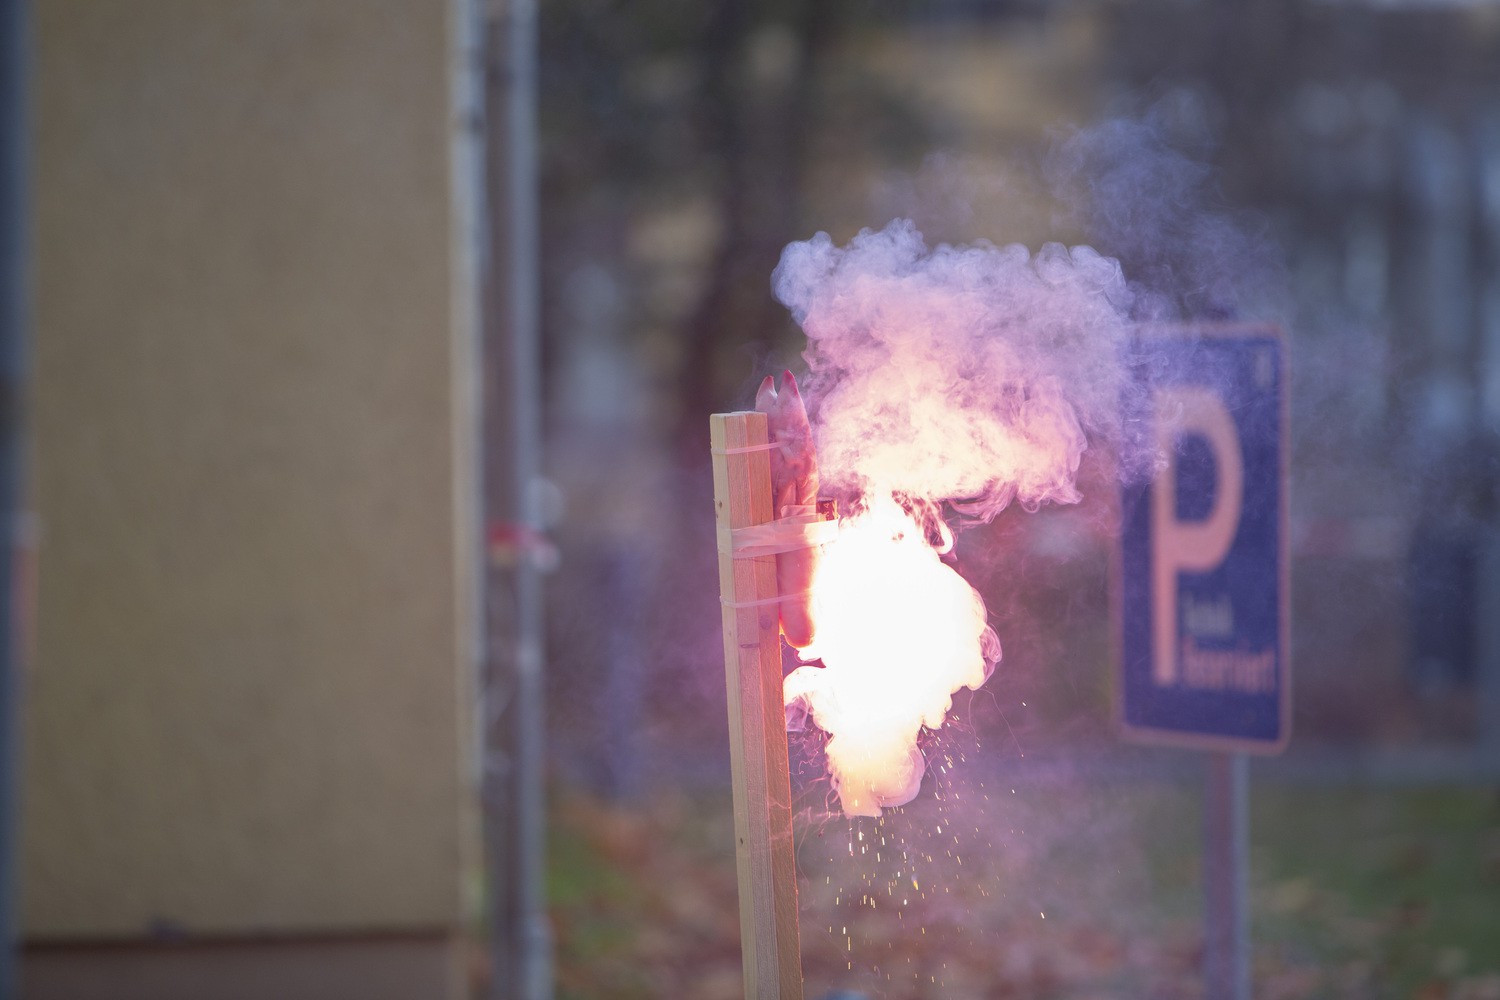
(21, 2, 484, 997)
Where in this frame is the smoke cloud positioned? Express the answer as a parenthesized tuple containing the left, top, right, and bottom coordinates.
(773, 220, 1154, 816)
(1047, 108, 1284, 325)
(769, 112, 1281, 816)
(774, 219, 1138, 524)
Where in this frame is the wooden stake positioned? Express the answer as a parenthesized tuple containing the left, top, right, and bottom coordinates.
(711, 411, 804, 1000)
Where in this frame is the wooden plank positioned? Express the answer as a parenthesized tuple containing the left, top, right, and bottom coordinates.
(710, 412, 803, 1000)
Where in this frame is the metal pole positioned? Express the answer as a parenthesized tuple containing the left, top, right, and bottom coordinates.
(1479, 526, 1500, 768)
(1478, 125, 1500, 772)
(0, 2, 27, 997)
(482, 0, 551, 996)
(1203, 752, 1249, 1000)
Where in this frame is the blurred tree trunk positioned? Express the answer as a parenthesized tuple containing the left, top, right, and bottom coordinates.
(674, 0, 839, 465)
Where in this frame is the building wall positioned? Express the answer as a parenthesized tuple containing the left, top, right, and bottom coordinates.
(22, 0, 479, 951)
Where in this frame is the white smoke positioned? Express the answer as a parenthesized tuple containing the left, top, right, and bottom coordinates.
(767, 107, 1284, 816)
(774, 219, 1137, 524)
(773, 220, 1142, 816)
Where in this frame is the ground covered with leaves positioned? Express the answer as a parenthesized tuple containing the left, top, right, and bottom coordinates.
(549, 774, 1500, 1000)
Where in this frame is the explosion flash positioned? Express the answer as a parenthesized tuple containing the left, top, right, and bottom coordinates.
(786, 496, 999, 816)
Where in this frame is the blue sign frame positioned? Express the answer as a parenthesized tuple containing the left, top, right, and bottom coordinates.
(1116, 325, 1290, 753)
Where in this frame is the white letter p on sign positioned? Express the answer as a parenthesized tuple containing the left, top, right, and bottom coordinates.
(1151, 387, 1244, 685)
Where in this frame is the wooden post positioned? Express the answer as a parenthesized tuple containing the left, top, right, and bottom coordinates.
(710, 411, 804, 1000)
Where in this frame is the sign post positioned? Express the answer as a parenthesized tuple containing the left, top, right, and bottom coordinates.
(1203, 751, 1249, 1000)
(1116, 325, 1289, 1000)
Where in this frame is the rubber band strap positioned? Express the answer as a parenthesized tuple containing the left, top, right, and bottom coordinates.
(717, 507, 838, 559)
(729, 518, 838, 557)
(720, 589, 811, 610)
(710, 441, 780, 455)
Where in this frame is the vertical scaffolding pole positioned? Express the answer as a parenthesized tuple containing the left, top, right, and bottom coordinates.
(482, 0, 551, 997)
(0, 3, 25, 998)
(1478, 126, 1500, 772)
(0, 3, 25, 995)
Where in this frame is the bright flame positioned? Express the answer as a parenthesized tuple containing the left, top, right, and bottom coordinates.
(785, 495, 999, 817)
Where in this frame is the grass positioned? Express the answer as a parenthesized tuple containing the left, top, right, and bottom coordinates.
(1252, 786, 1500, 998)
(548, 779, 1500, 998)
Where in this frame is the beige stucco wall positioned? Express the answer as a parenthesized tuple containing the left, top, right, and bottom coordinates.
(22, 0, 478, 938)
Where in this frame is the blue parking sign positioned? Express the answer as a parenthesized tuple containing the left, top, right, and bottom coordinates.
(1116, 326, 1289, 752)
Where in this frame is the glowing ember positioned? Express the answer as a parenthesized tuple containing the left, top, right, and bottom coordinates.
(785, 495, 998, 817)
